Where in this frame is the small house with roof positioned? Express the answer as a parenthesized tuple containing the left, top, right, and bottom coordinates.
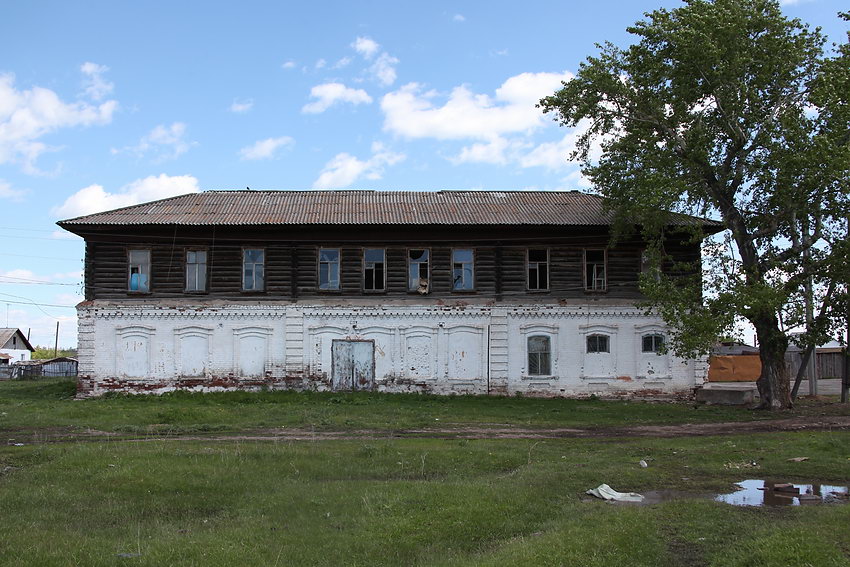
(57, 190, 721, 398)
(0, 328, 35, 364)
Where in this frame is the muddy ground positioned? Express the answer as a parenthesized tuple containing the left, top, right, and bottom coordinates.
(6, 414, 850, 444)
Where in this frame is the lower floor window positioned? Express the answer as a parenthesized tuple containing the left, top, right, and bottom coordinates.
(586, 334, 610, 353)
(527, 335, 551, 375)
(642, 333, 665, 353)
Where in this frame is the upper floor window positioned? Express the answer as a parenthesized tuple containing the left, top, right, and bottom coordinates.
(527, 249, 549, 290)
(319, 248, 340, 290)
(185, 250, 207, 292)
(363, 248, 386, 292)
(128, 249, 151, 292)
(641, 250, 661, 283)
(409, 249, 430, 293)
(452, 249, 474, 291)
(586, 334, 610, 353)
(242, 249, 265, 291)
(642, 333, 665, 353)
(527, 335, 551, 375)
(584, 249, 607, 291)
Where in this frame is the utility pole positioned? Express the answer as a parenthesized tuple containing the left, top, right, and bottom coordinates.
(53, 321, 59, 358)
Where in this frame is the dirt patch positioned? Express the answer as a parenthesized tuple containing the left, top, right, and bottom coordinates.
(5, 415, 850, 444)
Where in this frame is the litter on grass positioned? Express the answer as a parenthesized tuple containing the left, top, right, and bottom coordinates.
(586, 484, 645, 503)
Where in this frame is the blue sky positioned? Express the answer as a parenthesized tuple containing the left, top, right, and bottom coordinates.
(0, 0, 846, 348)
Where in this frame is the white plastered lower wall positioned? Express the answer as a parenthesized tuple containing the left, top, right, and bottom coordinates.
(76, 302, 707, 398)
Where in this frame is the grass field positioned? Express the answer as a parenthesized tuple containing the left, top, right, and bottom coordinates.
(1, 379, 849, 566)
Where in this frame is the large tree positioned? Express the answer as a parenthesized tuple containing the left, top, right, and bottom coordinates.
(540, 0, 849, 409)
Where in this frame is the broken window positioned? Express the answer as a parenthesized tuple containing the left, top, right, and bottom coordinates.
(242, 249, 265, 291)
(363, 248, 385, 291)
(185, 250, 207, 292)
(527, 249, 549, 290)
(408, 249, 430, 293)
(584, 249, 607, 291)
(452, 248, 474, 291)
(586, 334, 610, 353)
(128, 249, 151, 292)
(319, 248, 341, 290)
(527, 335, 551, 375)
(641, 250, 661, 283)
(642, 333, 665, 353)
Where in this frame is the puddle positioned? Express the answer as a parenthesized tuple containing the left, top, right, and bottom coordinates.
(715, 479, 849, 507)
(583, 480, 849, 507)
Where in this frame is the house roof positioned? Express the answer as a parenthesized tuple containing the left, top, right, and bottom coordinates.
(0, 328, 35, 352)
(30, 356, 78, 364)
(57, 190, 723, 230)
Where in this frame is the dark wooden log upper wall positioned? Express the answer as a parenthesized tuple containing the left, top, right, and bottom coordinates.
(79, 225, 701, 301)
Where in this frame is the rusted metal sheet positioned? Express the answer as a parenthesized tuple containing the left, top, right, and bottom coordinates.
(58, 190, 722, 229)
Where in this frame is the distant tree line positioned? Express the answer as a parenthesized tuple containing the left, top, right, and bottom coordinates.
(31, 346, 77, 360)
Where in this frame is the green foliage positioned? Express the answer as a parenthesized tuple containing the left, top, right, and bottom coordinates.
(540, 0, 849, 406)
(30, 346, 77, 360)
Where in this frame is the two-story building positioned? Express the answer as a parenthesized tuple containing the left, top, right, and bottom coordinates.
(58, 190, 721, 398)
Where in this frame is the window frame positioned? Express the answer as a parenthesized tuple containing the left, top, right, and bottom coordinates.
(451, 248, 475, 292)
(527, 335, 552, 376)
(362, 248, 386, 293)
(640, 250, 662, 283)
(127, 249, 151, 293)
(241, 248, 266, 292)
(318, 247, 341, 291)
(641, 333, 665, 354)
(526, 248, 550, 291)
(184, 249, 208, 293)
(407, 248, 431, 293)
(586, 333, 610, 354)
(583, 248, 607, 292)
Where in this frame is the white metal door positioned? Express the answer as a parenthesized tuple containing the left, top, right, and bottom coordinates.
(332, 340, 374, 390)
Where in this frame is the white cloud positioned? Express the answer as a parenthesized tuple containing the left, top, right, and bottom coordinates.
(50, 229, 82, 240)
(112, 122, 196, 162)
(52, 173, 201, 218)
(282, 60, 296, 69)
(315, 58, 327, 70)
(313, 142, 405, 189)
(80, 62, 114, 101)
(382, 70, 572, 140)
(302, 83, 373, 114)
(352, 37, 380, 59)
(0, 268, 82, 283)
(0, 179, 26, 201)
(369, 53, 399, 87)
(451, 137, 519, 166)
(350, 37, 399, 86)
(453, 14, 465, 22)
(518, 123, 592, 170)
(0, 268, 39, 281)
(238, 136, 294, 161)
(333, 56, 353, 69)
(0, 72, 117, 173)
(229, 98, 254, 113)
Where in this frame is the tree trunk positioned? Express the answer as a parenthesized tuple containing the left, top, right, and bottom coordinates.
(753, 314, 792, 409)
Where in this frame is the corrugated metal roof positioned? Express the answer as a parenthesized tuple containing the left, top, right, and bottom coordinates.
(57, 190, 721, 228)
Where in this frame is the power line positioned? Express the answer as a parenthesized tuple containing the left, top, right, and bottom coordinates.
(0, 276, 79, 286)
(0, 299, 77, 309)
(0, 252, 81, 261)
